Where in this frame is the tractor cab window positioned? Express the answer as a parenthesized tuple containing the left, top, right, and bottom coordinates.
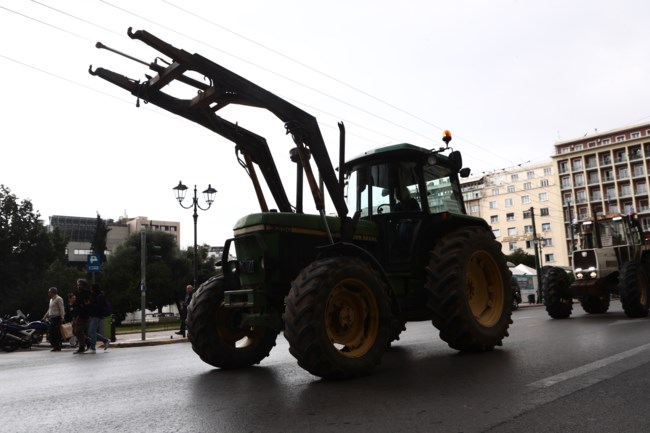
(599, 217, 626, 246)
(347, 162, 422, 218)
(423, 164, 464, 214)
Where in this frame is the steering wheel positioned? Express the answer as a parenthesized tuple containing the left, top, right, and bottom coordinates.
(377, 203, 391, 214)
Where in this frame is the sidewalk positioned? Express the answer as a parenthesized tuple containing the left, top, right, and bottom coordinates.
(110, 329, 189, 348)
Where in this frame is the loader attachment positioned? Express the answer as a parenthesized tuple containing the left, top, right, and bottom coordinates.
(89, 28, 350, 229)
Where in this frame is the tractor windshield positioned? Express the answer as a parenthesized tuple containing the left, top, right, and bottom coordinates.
(579, 217, 627, 249)
(346, 160, 464, 217)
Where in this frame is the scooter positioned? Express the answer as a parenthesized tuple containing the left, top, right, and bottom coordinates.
(0, 311, 49, 352)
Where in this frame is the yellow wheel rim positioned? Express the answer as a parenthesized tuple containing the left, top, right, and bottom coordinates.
(466, 251, 504, 327)
(325, 279, 379, 358)
(216, 304, 265, 349)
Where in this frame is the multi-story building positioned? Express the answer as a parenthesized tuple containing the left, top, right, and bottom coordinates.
(552, 121, 650, 261)
(462, 161, 568, 267)
(49, 214, 180, 266)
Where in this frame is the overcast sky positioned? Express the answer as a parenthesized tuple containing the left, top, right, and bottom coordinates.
(2, 0, 649, 248)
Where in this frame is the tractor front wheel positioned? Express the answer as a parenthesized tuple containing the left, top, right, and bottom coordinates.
(426, 227, 512, 352)
(619, 261, 650, 318)
(284, 257, 393, 379)
(579, 294, 610, 314)
(187, 275, 278, 369)
(543, 267, 573, 319)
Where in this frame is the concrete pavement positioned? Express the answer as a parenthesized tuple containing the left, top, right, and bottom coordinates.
(111, 329, 189, 348)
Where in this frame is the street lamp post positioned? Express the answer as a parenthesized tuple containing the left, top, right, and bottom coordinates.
(173, 181, 217, 290)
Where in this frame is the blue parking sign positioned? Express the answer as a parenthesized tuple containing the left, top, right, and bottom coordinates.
(87, 254, 100, 273)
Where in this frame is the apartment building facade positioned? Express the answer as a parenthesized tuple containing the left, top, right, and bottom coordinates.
(462, 161, 568, 267)
(551, 121, 650, 259)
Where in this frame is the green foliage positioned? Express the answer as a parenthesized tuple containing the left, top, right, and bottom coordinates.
(103, 230, 196, 323)
(0, 185, 69, 316)
(91, 214, 110, 263)
(506, 248, 536, 268)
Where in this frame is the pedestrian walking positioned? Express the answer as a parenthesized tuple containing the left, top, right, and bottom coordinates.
(72, 278, 91, 354)
(176, 284, 193, 337)
(42, 287, 65, 352)
(87, 283, 110, 352)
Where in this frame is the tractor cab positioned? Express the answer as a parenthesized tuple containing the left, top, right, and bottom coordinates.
(345, 141, 468, 273)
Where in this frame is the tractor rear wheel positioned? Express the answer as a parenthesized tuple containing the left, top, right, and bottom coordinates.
(579, 294, 610, 314)
(284, 257, 393, 379)
(619, 261, 650, 318)
(543, 267, 573, 319)
(426, 227, 512, 352)
(187, 275, 278, 369)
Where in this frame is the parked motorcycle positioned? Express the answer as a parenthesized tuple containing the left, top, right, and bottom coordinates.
(0, 311, 49, 352)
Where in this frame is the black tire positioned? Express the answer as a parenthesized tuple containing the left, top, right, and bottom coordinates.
(284, 257, 393, 379)
(579, 294, 610, 314)
(426, 227, 512, 352)
(186, 275, 279, 369)
(543, 267, 573, 319)
(619, 261, 650, 318)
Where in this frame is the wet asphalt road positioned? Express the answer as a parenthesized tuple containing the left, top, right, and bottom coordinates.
(2, 300, 650, 433)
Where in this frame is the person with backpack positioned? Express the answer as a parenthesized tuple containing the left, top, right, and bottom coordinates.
(87, 283, 111, 352)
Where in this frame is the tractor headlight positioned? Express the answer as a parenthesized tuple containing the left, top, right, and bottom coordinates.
(576, 272, 584, 279)
(590, 271, 597, 278)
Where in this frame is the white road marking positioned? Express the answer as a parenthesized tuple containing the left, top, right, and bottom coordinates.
(527, 342, 650, 389)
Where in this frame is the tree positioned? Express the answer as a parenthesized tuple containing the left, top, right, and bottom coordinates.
(506, 248, 536, 268)
(102, 230, 192, 323)
(0, 185, 66, 316)
(91, 213, 110, 263)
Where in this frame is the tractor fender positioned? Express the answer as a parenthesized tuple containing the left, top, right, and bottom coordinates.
(315, 242, 402, 317)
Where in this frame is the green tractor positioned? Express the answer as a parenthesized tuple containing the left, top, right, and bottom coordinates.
(91, 28, 512, 379)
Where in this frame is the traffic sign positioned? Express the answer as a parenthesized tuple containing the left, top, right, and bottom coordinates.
(87, 253, 101, 273)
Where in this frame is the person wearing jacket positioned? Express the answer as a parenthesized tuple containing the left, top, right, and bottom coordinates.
(87, 283, 110, 352)
(72, 279, 91, 354)
(43, 287, 65, 352)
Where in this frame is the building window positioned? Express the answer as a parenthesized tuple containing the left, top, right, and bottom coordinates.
(602, 138, 611, 145)
(561, 176, 571, 188)
(522, 195, 531, 205)
(507, 227, 517, 236)
(542, 222, 551, 232)
(509, 242, 518, 251)
(505, 198, 513, 207)
(632, 132, 641, 139)
(489, 201, 497, 209)
(540, 207, 550, 216)
(493, 229, 501, 238)
(511, 174, 519, 182)
(506, 212, 515, 221)
(524, 182, 532, 190)
(544, 253, 555, 263)
(540, 179, 549, 187)
(616, 135, 625, 142)
(561, 147, 570, 154)
(524, 225, 533, 234)
(539, 192, 549, 202)
(507, 185, 515, 193)
(527, 171, 535, 179)
(575, 144, 583, 151)
(470, 205, 480, 213)
(544, 167, 552, 176)
(492, 188, 500, 196)
(490, 215, 499, 224)
(523, 210, 532, 219)
(588, 141, 596, 148)
(545, 238, 554, 247)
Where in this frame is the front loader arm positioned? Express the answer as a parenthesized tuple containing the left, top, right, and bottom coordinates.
(89, 28, 349, 222)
